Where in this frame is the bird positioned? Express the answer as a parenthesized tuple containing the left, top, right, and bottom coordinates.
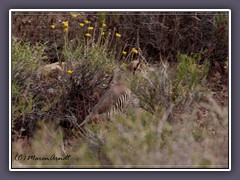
(126, 60, 142, 75)
(79, 60, 141, 127)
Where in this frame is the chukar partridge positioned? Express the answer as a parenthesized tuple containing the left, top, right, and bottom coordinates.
(79, 60, 141, 127)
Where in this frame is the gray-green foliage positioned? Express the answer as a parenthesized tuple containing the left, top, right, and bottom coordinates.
(131, 62, 171, 114)
(11, 33, 227, 168)
(12, 38, 48, 135)
(174, 52, 210, 102)
(79, 93, 228, 168)
(131, 53, 210, 117)
(12, 37, 46, 83)
(176, 52, 210, 91)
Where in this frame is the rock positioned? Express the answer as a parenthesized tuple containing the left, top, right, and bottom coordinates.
(36, 62, 66, 80)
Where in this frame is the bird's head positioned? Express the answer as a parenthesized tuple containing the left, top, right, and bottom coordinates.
(127, 60, 142, 75)
(120, 60, 142, 75)
(111, 60, 143, 86)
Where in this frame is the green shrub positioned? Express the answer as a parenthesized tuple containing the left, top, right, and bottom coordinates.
(12, 38, 48, 137)
(12, 37, 46, 85)
(176, 52, 210, 92)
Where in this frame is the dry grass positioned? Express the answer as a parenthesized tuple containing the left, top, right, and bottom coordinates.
(12, 93, 228, 168)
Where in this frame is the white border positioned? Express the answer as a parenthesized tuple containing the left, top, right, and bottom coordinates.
(9, 9, 231, 171)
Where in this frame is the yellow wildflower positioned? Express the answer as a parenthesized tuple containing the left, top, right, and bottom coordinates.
(102, 23, 106, 27)
(79, 23, 84, 27)
(122, 51, 127, 55)
(51, 24, 55, 29)
(87, 26, 94, 30)
(62, 21, 69, 28)
(70, 13, 78, 18)
(116, 33, 121, 38)
(64, 27, 69, 32)
(132, 48, 138, 54)
(84, 20, 90, 24)
(67, 70, 73, 74)
(85, 33, 91, 37)
(101, 32, 105, 35)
